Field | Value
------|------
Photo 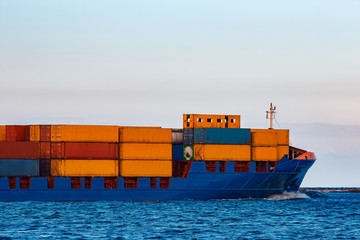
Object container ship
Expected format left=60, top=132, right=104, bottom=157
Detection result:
left=0, top=105, right=315, bottom=201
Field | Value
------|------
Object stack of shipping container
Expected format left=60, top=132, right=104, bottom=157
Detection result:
left=119, top=127, right=172, bottom=177
left=0, top=126, right=174, bottom=177
left=49, top=125, right=119, bottom=177
left=26, top=125, right=120, bottom=178
left=182, top=114, right=290, bottom=172
left=182, top=114, right=250, bottom=172
left=30, top=125, right=51, bottom=177
left=119, top=127, right=173, bottom=188
left=171, top=130, right=183, bottom=161
left=251, top=129, right=289, bottom=171
left=0, top=114, right=290, bottom=188
left=0, top=126, right=39, bottom=179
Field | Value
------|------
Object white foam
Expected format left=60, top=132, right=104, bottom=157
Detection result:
left=265, top=191, right=310, bottom=201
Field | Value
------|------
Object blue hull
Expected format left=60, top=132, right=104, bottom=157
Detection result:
left=0, top=158, right=314, bottom=201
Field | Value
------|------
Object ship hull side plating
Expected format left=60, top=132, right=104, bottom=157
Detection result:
left=0, top=158, right=314, bottom=201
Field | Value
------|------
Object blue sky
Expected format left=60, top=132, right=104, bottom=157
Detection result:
left=1, top=1, right=360, bottom=186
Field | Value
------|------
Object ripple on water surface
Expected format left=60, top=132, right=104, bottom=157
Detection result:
left=0, top=193, right=359, bottom=239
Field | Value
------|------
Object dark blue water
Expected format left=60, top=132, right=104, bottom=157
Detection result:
left=0, top=192, right=359, bottom=239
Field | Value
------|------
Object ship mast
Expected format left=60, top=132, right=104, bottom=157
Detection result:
left=266, top=103, right=276, bottom=129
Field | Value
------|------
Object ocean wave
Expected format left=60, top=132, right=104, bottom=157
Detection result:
left=265, top=192, right=310, bottom=201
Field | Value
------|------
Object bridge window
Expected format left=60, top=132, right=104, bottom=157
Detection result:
left=197, top=118, right=203, bottom=122
left=207, top=118, right=213, bottom=123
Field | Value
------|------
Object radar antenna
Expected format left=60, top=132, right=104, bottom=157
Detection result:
left=266, top=103, right=276, bottom=129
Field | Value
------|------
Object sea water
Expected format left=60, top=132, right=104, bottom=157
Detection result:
left=0, top=193, right=359, bottom=239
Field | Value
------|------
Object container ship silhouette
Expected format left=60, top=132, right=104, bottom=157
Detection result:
left=0, top=105, right=315, bottom=201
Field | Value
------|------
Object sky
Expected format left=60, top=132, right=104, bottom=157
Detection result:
left=1, top=1, right=360, bottom=187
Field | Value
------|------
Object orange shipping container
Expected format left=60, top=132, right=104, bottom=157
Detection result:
left=277, top=145, right=289, bottom=161
left=29, top=125, right=52, bottom=142
left=275, top=130, right=289, bottom=145
left=51, top=125, right=119, bottom=142
left=252, top=147, right=277, bottom=161
left=119, top=127, right=172, bottom=143
left=29, top=125, right=40, bottom=142
left=194, top=144, right=251, bottom=161
left=51, top=159, right=118, bottom=177
left=119, top=143, right=172, bottom=160
left=0, top=126, right=5, bottom=141
left=183, top=114, right=240, bottom=129
left=120, top=160, right=172, bottom=177
left=251, top=129, right=277, bottom=147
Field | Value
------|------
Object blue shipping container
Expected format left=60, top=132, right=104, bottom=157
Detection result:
left=194, top=128, right=251, bottom=145
left=183, top=128, right=194, bottom=145
left=0, top=159, right=39, bottom=177
left=172, top=145, right=183, bottom=161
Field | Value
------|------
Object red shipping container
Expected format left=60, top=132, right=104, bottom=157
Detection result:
left=51, top=142, right=119, bottom=159
left=40, top=125, right=51, bottom=142
left=0, top=142, right=39, bottom=159
left=51, top=142, right=62, bottom=159
left=40, top=142, right=51, bottom=159
left=25, top=125, right=31, bottom=141
left=6, top=125, right=26, bottom=141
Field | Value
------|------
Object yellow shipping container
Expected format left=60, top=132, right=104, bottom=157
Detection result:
left=277, top=145, right=289, bottom=161
left=120, top=160, right=172, bottom=177
left=119, top=127, right=172, bottom=143
left=183, top=114, right=240, bottom=128
left=252, top=147, right=277, bottom=161
left=276, top=130, right=290, bottom=145
left=251, top=129, right=277, bottom=147
left=51, top=159, right=118, bottom=177
left=194, top=144, right=251, bottom=161
left=0, top=126, right=5, bottom=141
left=29, top=125, right=40, bottom=142
left=119, top=143, right=172, bottom=160
left=51, top=125, right=119, bottom=142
